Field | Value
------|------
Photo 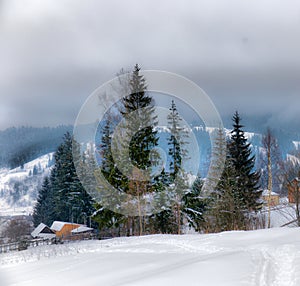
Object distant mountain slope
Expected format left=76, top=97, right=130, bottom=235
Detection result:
left=0, top=123, right=299, bottom=218
left=0, top=125, right=72, bottom=168
left=0, top=153, right=54, bottom=216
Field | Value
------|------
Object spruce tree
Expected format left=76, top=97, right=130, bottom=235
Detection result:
left=204, top=127, right=227, bottom=193
left=150, top=169, right=175, bottom=234
left=229, top=111, right=262, bottom=213
left=167, top=100, right=189, bottom=181
left=167, top=100, right=190, bottom=234
left=94, top=119, right=126, bottom=234
left=182, top=174, right=207, bottom=232
left=122, top=64, right=159, bottom=172
left=33, top=176, right=55, bottom=227
left=204, top=127, right=228, bottom=232
left=50, top=132, right=95, bottom=224
left=217, top=112, right=262, bottom=231
left=216, top=148, right=243, bottom=231
left=120, top=64, right=160, bottom=235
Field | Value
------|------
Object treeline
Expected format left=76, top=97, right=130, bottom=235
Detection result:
left=0, top=125, right=72, bottom=168
left=33, top=65, right=263, bottom=235
left=33, top=132, right=95, bottom=227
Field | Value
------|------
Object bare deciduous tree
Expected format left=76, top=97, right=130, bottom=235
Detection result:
left=3, top=218, right=32, bottom=242
left=262, top=128, right=279, bottom=228
left=283, top=157, right=300, bottom=226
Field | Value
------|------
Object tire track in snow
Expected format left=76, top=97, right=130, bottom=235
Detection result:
left=272, top=245, right=296, bottom=286
left=111, top=250, right=240, bottom=286
left=251, top=244, right=296, bottom=286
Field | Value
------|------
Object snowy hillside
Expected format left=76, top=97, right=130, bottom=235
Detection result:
left=1, top=228, right=300, bottom=285
left=287, top=154, right=300, bottom=166
left=0, top=153, right=54, bottom=216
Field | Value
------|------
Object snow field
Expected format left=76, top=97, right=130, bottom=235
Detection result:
left=1, top=228, right=300, bottom=285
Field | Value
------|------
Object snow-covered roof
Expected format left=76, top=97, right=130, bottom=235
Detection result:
left=71, top=226, right=94, bottom=234
left=31, top=223, right=55, bottom=238
left=262, top=190, right=279, bottom=196
left=50, top=221, right=80, bottom=231
left=31, top=223, right=47, bottom=237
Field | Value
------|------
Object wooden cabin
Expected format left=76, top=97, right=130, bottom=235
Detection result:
left=262, top=190, right=280, bottom=206
left=71, top=225, right=94, bottom=240
left=50, top=221, right=81, bottom=240
left=31, top=223, right=56, bottom=239
left=287, top=178, right=300, bottom=204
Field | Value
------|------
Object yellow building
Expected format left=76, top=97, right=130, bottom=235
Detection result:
left=262, top=190, right=280, bottom=206
left=50, top=221, right=81, bottom=240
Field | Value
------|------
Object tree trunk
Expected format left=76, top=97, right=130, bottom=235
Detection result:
left=267, top=144, right=272, bottom=228
left=177, top=200, right=181, bottom=235
left=296, top=181, right=300, bottom=227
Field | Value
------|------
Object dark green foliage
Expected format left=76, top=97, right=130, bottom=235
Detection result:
left=33, top=132, right=95, bottom=226
left=94, top=64, right=161, bottom=236
left=150, top=169, right=175, bottom=234
left=167, top=100, right=189, bottom=181
left=92, top=202, right=125, bottom=235
left=166, top=100, right=194, bottom=234
left=98, top=120, right=127, bottom=193
left=52, top=132, right=95, bottom=223
left=33, top=177, right=55, bottom=227
left=93, top=119, right=126, bottom=232
left=182, top=175, right=207, bottom=231
left=215, top=149, right=245, bottom=230
left=216, top=112, right=262, bottom=231
left=228, top=112, right=262, bottom=212
left=122, top=64, right=159, bottom=173
left=121, top=64, right=160, bottom=235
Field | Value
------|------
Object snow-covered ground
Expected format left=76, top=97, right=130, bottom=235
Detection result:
left=268, top=202, right=298, bottom=227
left=1, top=227, right=300, bottom=286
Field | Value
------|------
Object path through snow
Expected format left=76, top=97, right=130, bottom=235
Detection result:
left=1, top=228, right=300, bottom=286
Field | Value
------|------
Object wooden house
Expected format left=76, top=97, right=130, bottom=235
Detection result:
left=287, top=178, right=300, bottom=204
left=262, top=190, right=280, bottom=206
left=50, top=221, right=81, bottom=240
left=31, top=223, right=56, bottom=239
left=71, top=225, right=94, bottom=240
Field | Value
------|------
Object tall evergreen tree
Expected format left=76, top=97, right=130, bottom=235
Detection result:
left=229, top=111, right=262, bottom=213
left=120, top=64, right=160, bottom=235
left=205, top=127, right=231, bottom=232
left=216, top=147, right=244, bottom=231
left=166, top=100, right=190, bottom=234
left=167, top=100, right=189, bottom=181
left=33, top=176, right=55, bottom=227
left=94, top=73, right=158, bottom=235
left=93, top=119, right=126, bottom=234
left=50, top=132, right=95, bottom=224
left=150, top=169, right=176, bottom=234
left=204, top=127, right=227, bottom=193
left=122, top=64, right=159, bottom=172
left=216, top=112, right=262, bottom=231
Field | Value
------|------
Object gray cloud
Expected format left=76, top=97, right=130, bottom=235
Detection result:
left=0, top=0, right=299, bottom=130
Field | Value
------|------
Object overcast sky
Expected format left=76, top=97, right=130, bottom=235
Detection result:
left=0, top=0, right=299, bottom=130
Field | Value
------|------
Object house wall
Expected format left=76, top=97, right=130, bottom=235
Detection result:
left=55, top=224, right=81, bottom=239
left=263, top=195, right=279, bottom=206
left=287, top=180, right=300, bottom=204
left=288, top=190, right=295, bottom=204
